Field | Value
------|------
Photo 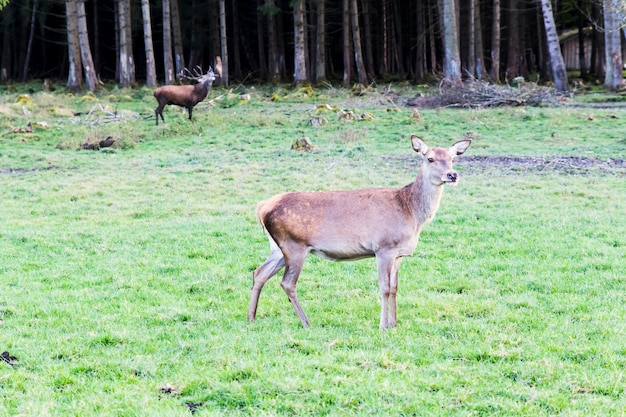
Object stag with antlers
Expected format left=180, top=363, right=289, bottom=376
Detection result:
left=153, top=66, right=218, bottom=125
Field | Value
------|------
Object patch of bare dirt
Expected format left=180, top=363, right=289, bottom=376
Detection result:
left=386, top=155, right=626, bottom=176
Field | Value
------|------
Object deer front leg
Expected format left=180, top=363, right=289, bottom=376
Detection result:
left=388, top=257, right=403, bottom=328
left=376, top=253, right=397, bottom=329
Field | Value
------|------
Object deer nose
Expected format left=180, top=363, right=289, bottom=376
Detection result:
left=447, top=172, right=458, bottom=182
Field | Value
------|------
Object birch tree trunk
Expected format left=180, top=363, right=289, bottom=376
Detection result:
left=219, top=0, right=229, bottom=86
left=77, top=0, right=98, bottom=91
left=162, top=0, right=175, bottom=85
left=490, top=0, right=500, bottom=81
left=293, top=0, right=307, bottom=84
left=66, top=0, right=82, bottom=91
left=603, top=0, right=623, bottom=90
left=540, top=0, right=568, bottom=92
left=141, top=0, right=157, bottom=87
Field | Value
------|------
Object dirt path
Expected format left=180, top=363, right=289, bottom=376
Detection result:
left=387, top=155, right=626, bottom=176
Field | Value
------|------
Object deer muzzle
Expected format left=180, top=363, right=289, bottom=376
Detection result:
left=442, top=171, right=459, bottom=186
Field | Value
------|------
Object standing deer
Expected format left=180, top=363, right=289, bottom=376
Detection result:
left=248, top=135, right=472, bottom=329
left=153, top=66, right=217, bottom=125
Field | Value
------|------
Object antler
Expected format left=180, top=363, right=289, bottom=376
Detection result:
left=179, top=65, right=205, bottom=81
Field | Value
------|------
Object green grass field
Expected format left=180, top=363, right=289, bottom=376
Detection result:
left=1, top=84, right=625, bottom=416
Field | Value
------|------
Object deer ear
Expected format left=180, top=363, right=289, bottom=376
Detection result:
left=449, top=139, right=472, bottom=156
left=411, top=135, right=428, bottom=155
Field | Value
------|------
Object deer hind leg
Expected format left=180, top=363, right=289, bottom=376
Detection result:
left=187, top=106, right=193, bottom=121
left=280, top=246, right=311, bottom=327
left=155, top=105, right=165, bottom=125
left=248, top=245, right=285, bottom=322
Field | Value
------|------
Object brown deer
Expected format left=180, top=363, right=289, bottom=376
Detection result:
left=153, top=66, right=217, bottom=125
left=248, top=135, right=472, bottom=329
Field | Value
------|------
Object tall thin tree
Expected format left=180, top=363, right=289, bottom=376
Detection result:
left=219, top=0, right=229, bottom=86
left=490, top=0, right=501, bottom=81
left=65, top=0, right=82, bottom=91
left=162, top=0, right=175, bottom=85
left=77, top=0, right=98, bottom=91
left=22, top=0, right=37, bottom=81
left=540, top=0, right=568, bottom=92
left=350, top=0, right=367, bottom=85
left=117, top=0, right=134, bottom=87
left=342, top=0, right=352, bottom=86
left=314, top=0, right=326, bottom=82
left=171, top=0, right=185, bottom=76
left=140, top=0, right=157, bottom=87
left=293, top=0, right=307, bottom=84
left=441, top=0, right=462, bottom=85
left=603, top=0, right=623, bottom=90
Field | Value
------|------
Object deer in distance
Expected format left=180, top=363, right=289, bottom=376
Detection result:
left=248, top=135, right=472, bottom=329
left=153, top=66, right=218, bottom=125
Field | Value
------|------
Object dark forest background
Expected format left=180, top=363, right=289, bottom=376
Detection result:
left=0, top=0, right=624, bottom=88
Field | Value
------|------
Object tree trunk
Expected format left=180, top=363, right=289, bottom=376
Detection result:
left=602, top=0, right=623, bottom=90
left=162, top=0, right=175, bottom=85
left=381, top=0, right=388, bottom=73
left=314, top=0, right=326, bottom=82
left=505, top=0, right=521, bottom=78
left=293, top=0, right=307, bottom=84
left=540, top=0, right=568, bottom=92
left=92, top=0, right=101, bottom=76
left=1, top=2, right=13, bottom=81
left=351, top=0, right=367, bottom=84
left=256, top=0, right=267, bottom=80
left=414, top=0, right=425, bottom=81
left=219, top=0, right=229, bottom=86
left=117, top=0, right=134, bottom=87
left=230, top=0, right=242, bottom=80
left=362, top=0, right=375, bottom=78
left=467, top=0, right=476, bottom=78
left=141, top=0, right=157, bottom=87
left=265, top=0, right=280, bottom=82
left=441, top=0, right=461, bottom=85
left=171, top=0, right=185, bottom=76
left=66, top=0, right=82, bottom=91
left=342, top=0, right=352, bottom=86
left=576, top=0, right=586, bottom=79
left=490, top=0, right=500, bottom=81
left=474, top=0, right=485, bottom=79
left=22, top=0, right=37, bottom=81
left=77, top=0, right=98, bottom=91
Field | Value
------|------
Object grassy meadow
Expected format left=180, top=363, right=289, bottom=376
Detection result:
left=0, top=82, right=625, bottom=416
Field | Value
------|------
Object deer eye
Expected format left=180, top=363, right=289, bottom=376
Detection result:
left=427, top=158, right=434, bottom=163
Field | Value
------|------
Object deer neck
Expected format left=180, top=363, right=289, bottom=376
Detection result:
left=403, top=170, right=444, bottom=226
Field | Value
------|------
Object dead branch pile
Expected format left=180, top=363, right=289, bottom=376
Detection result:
left=407, top=80, right=569, bottom=108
